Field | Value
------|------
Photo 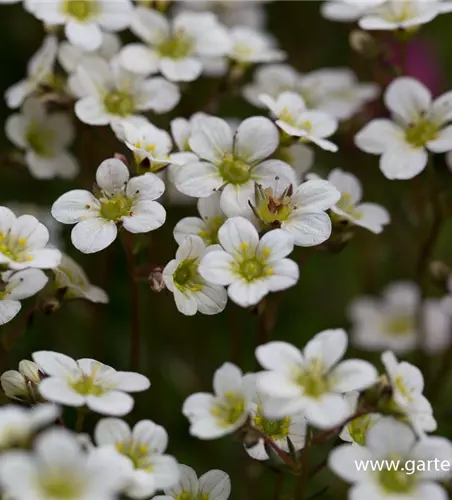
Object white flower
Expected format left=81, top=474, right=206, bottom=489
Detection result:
left=182, top=362, right=253, bottom=439
left=256, top=329, right=378, bottom=429
left=350, top=282, right=451, bottom=354
left=0, top=427, right=131, bottom=500
left=198, top=217, right=299, bottom=308
left=244, top=64, right=379, bottom=121
left=119, top=8, right=231, bottom=82
left=243, top=178, right=341, bottom=247
left=0, top=404, right=59, bottom=450
left=6, top=98, right=78, bottom=180
left=32, top=350, right=150, bottom=416
left=358, top=0, right=451, bottom=31
left=5, top=35, right=57, bottom=109
left=121, top=120, right=174, bottom=170
left=26, top=0, right=133, bottom=51
left=174, top=192, right=227, bottom=246
left=355, top=77, right=452, bottom=179
left=58, top=32, right=121, bottom=73
left=74, top=56, right=180, bottom=126
left=316, top=168, right=390, bottom=233
left=163, top=236, right=227, bottom=316
left=153, top=464, right=231, bottom=500
left=53, top=253, right=108, bottom=303
left=95, top=418, right=180, bottom=499
left=246, top=386, right=307, bottom=461
left=51, top=158, right=166, bottom=254
left=0, top=207, right=61, bottom=270
left=382, top=351, right=436, bottom=434
left=329, top=417, right=452, bottom=500
left=228, top=26, right=285, bottom=64
left=0, top=268, right=48, bottom=325
left=260, top=92, right=338, bottom=152
left=170, top=112, right=209, bottom=157
left=174, top=116, right=297, bottom=213
left=1, top=360, right=43, bottom=403
left=339, top=391, right=380, bottom=446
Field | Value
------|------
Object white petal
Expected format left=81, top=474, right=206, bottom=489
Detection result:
left=228, top=279, right=268, bottom=307
left=330, top=359, right=378, bottom=393
left=51, top=190, right=100, bottom=224
left=304, top=393, right=350, bottom=429
left=130, top=6, right=170, bottom=44
left=328, top=443, right=373, bottom=483
left=174, top=288, right=198, bottom=316
left=95, top=417, right=131, bottom=446
left=160, top=57, right=203, bottom=82
left=354, top=119, right=405, bottom=155
left=126, top=172, right=165, bottom=201
left=166, top=465, right=198, bottom=498
left=366, top=417, right=416, bottom=456
left=175, top=234, right=206, bottom=261
left=114, top=372, right=150, bottom=392
left=252, top=159, right=298, bottom=187
left=199, top=250, right=236, bottom=285
left=257, top=229, right=293, bottom=261
left=71, top=218, right=118, bottom=254
left=220, top=182, right=255, bottom=218
left=266, top=258, right=299, bottom=292
left=292, top=179, right=341, bottom=211
left=199, top=470, right=231, bottom=500
left=328, top=169, right=362, bottom=203
left=189, top=117, right=233, bottom=164
left=234, top=117, right=279, bottom=164
left=175, top=161, right=223, bottom=198
left=38, top=377, right=85, bottom=406
left=65, top=21, right=102, bottom=51
left=385, top=77, right=432, bottom=123
left=0, top=301, right=21, bottom=325
left=5, top=80, right=35, bottom=109
left=217, top=216, right=259, bottom=255
left=380, top=144, right=427, bottom=180
left=213, top=362, right=243, bottom=397
left=75, top=96, right=109, bottom=126
left=7, top=268, right=48, bottom=300
left=119, top=44, right=159, bottom=76
left=427, top=125, right=452, bottom=153
left=283, top=211, right=332, bottom=247
left=32, top=351, right=78, bottom=377
left=304, top=329, right=347, bottom=370
left=149, top=455, right=180, bottom=489
left=196, top=284, right=228, bottom=315
left=86, top=390, right=134, bottom=416
left=256, top=341, right=304, bottom=372
left=258, top=372, right=300, bottom=399
left=122, top=201, right=166, bottom=233
left=432, top=91, right=452, bottom=125
left=96, top=158, right=130, bottom=193
left=136, top=77, right=180, bottom=114
left=133, top=420, right=168, bottom=453
left=173, top=217, right=206, bottom=245
left=354, top=203, right=390, bottom=233
left=5, top=114, right=27, bottom=148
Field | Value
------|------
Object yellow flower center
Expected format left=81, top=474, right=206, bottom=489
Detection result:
left=296, top=359, right=330, bottom=399
left=253, top=184, right=293, bottom=228
left=100, top=194, right=133, bottom=222
left=219, top=153, right=251, bottom=185
left=25, top=122, right=54, bottom=157
left=210, top=392, right=245, bottom=427
left=63, top=0, right=99, bottom=22
left=173, top=258, right=202, bottom=292
left=379, top=458, right=416, bottom=494
left=385, top=315, right=415, bottom=337
left=405, top=118, right=438, bottom=148
left=253, top=405, right=290, bottom=439
left=116, top=440, right=153, bottom=471
left=0, top=233, right=32, bottom=263
left=198, top=216, right=225, bottom=246
left=40, top=471, right=84, bottom=499
left=158, top=32, right=193, bottom=59
left=334, top=192, right=362, bottom=220
left=104, top=91, right=135, bottom=117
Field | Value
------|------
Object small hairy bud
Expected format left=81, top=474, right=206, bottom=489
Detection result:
left=429, top=260, right=451, bottom=290
left=148, top=266, right=165, bottom=292
left=349, top=30, right=379, bottom=59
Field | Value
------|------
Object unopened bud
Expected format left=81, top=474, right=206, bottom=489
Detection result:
left=1, top=360, right=43, bottom=403
left=429, top=261, right=451, bottom=290
left=349, top=30, right=379, bottom=59
left=148, top=266, right=165, bottom=292
left=40, top=298, right=60, bottom=315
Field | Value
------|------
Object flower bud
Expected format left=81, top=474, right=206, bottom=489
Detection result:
left=429, top=260, right=451, bottom=290
left=1, top=360, right=43, bottom=403
left=349, top=30, right=379, bottom=59
left=148, top=266, right=165, bottom=292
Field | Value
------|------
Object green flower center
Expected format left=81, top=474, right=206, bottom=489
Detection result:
left=405, top=118, right=438, bottom=148
left=347, top=414, right=374, bottom=446
left=240, top=258, right=264, bottom=281
left=385, top=315, right=415, bottom=337
left=253, top=185, right=293, bottom=228
left=379, top=461, right=416, bottom=493
left=116, top=440, right=152, bottom=471
left=219, top=153, right=251, bottom=185
left=296, top=360, right=330, bottom=398
left=158, top=32, right=193, bottom=59
left=253, top=405, right=290, bottom=439
left=173, top=258, right=202, bottom=292
left=335, top=192, right=362, bottom=220
left=104, top=91, right=135, bottom=117
left=40, top=472, right=84, bottom=499
left=25, top=123, right=54, bottom=157
left=0, top=233, right=32, bottom=263
left=211, top=391, right=245, bottom=427
left=100, top=194, right=133, bottom=222
left=63, top=0, right=98, bottom=22
left=198, top=216, right=225, bottom=246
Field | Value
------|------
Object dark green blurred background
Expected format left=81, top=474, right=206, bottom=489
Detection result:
left=2, top=2, right=452, bottom=498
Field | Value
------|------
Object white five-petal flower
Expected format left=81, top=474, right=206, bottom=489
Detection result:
left=355, top=77, right=452, bottom=179
left=6, top=98, right=79, bottom=180
left=256, top=329, right=378, bottom=429
left=119, top=8, right=231, bottom=82
left=51, top=158, right=166, bottom=254
left=198, top=217, right=299, bottom=308
left=0, top=207, right=61, bottom=270
left=175, top=116, right=297, bottom=216
left=26, top=0, right=133, bottom=51
left=0, top=268, right=48, bottom=325
left=95, top=418, right=180, bottom=499
left=182, top=362, right=254, bottom=439
left=32, top=350, right=150, bottom=416
left=228, top=26, right=285, bottom=64
left=163, top=235, right=228, bottom=316
left=260, top=92, right=339, bottom=152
